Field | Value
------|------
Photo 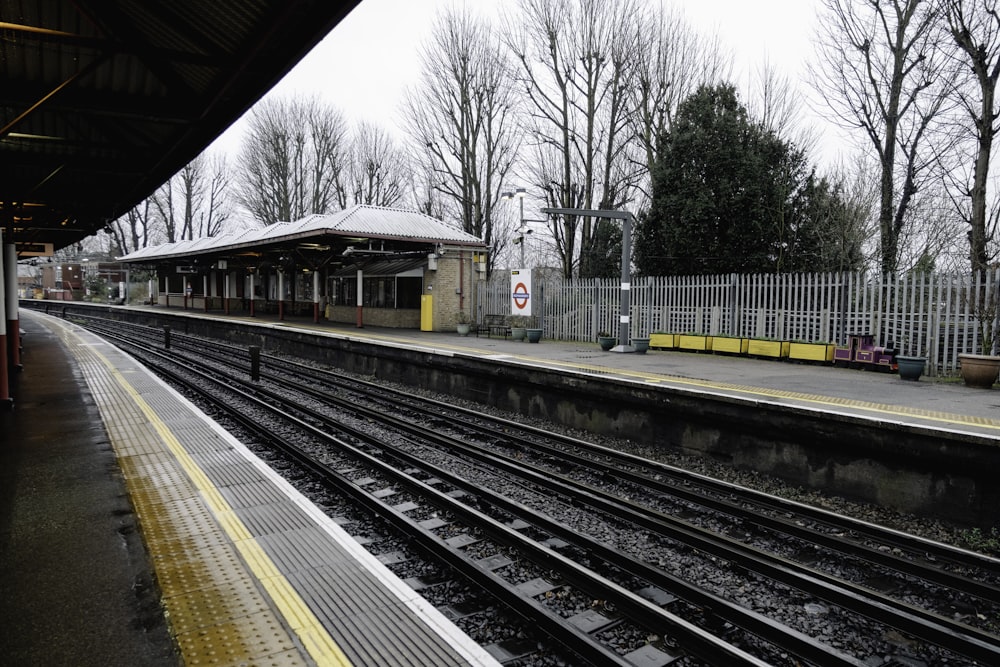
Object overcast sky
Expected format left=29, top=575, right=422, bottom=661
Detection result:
left=209, top=0, right=831, bottom=161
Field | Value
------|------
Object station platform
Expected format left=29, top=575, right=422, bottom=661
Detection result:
left=5, top=303, right=1000, bottom=666
left=183, top=307, right=1000, bottom=443
left=1, top=309, right=499, bottom=667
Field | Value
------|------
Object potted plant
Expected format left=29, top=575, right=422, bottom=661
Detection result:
left=896, top=354, right=926, bottom=381
left=510, top=315, right=528, bottom=341
left=597, top=331, right=616, bottom=351
left=959, top=280, right=1000, bottom=387
left=526, top=327, right=543, bottom=343
left=631, top=336, right=650, bottom=354
left=455, top=311, right=472, bottom=336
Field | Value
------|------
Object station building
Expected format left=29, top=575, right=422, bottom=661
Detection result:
left=118, top=205, right=490, bottom=331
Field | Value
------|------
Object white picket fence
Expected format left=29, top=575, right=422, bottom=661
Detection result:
left=476, top=270, right=1000, bottom=375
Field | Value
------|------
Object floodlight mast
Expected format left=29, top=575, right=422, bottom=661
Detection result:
left=541, top=207, right=635, bottom=353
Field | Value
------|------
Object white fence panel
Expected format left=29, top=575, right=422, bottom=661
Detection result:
left=476, top=269, right=1000, bottom=373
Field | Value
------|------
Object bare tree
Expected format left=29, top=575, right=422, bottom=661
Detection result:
left=196, top=153, right=231, bottom=237
left=811, top=0, right=953, bottom=274
left=944, top=0, right=1000, bottom=275
left=235, top=96, right=348, bottom=225
left=106, top=197, right=158, bottom=256
left=404, top=6, right=519, bottom=276
left=631, top=3, right=732, bottom=203
left=150, top=176, right=179, bottom=243
left=504, top=0, right=644, bottom=279
left=342, top=121, right=407, bottom=208
left=146, top=152, right=231, bottom=243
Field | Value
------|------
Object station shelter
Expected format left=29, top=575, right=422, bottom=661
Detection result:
left=118, top=205, right=489, bottom=332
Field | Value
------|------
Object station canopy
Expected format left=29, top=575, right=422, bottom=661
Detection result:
left=1, top=0, right=360, bottom=254
left=118, top=205, right=488, bottom=271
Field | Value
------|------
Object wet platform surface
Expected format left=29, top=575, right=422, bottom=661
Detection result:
left=3, top=309, right=499, bottom=667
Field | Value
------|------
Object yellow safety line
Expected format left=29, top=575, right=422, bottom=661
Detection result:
left=347, top=331, right=1000, bottom=433
left=91, top=346, right=353, bottom=667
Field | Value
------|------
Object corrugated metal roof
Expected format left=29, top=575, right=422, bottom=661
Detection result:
left=2, top=0, right=361, bottom=251
left=118, top=205, right=486, bottom=262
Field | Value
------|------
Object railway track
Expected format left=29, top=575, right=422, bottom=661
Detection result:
left=72, top=314, right=1000, bottom=665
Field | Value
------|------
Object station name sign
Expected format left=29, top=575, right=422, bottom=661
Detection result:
left=17, top=242, right=54, bottom=257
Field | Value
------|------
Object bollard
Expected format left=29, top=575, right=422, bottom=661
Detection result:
left=164, top=325, right=171, bottom=349
left=249, top=345, right=261, bottom=382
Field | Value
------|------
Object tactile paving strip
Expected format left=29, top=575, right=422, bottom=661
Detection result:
left=49, top=319, right=317, bottom=666
left=46, top=315, right=499, bottom=667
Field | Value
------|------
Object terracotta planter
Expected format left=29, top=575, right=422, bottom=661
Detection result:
left=959, top=353, right=1000, bottom=388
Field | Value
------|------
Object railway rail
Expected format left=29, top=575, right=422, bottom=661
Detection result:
left=69, top=314, right=1000, bottom=666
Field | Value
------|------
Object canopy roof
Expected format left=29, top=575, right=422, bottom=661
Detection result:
left=1, top=0, right=360, bottom=252
left=118, top=205, right=487, bottom=266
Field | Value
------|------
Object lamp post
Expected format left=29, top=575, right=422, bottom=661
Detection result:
left=541, top=206, right=636, bottom=353
left=501, top=188, right=529, bottom=268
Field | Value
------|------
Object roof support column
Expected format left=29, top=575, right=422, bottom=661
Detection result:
left=278, top=270, right=284, bottom=321
left=0, top=236, right=11, bottom=408
left=6, top=242, right=21, bottom=371
left=313, top=270, right=320, bottom=323
left=249, top=271, right=255, bottom=317
left=356, top=268, right=363, bottom=328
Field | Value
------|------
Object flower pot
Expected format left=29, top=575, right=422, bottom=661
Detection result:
left=896, top=355, right=926, bottom=381
left=510, top=326, right=527, bottom=341
left=959, top=353, right=1000, bottom=388
left=525, top=328, right=543, bottom=343
left=598, top=336, right=616, bottom=351
left=456, top=323, right=471, bottom=336
left=631, top=337, right=650, bottom=354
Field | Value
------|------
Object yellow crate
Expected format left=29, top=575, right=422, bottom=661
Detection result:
left=712, top=337, right=749, bottom=355
left=748, top=339, right=789, bottom=358
left=788, top=342, right=834, bottom=362
left=678, top=334, right=713, bottom=351
left=648, top=333, right=677, bottom=349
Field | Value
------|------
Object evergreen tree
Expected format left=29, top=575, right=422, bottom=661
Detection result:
left=636, top=84, right=854, bottom=276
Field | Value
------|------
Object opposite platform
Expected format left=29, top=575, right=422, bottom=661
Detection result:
left=8, top=309, right=499, bottom=667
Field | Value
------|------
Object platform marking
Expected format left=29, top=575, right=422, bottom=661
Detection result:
left=85, top=338, right=354, bottom=667
left=542, top=358, right=1000, bottom=431
left=272, top=324, right=1000, bottom=432
left=207, top=317, right=1000, bottom=433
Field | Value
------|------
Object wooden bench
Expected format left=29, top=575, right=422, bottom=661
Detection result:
left=478, top=314, right=510, bottom=338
